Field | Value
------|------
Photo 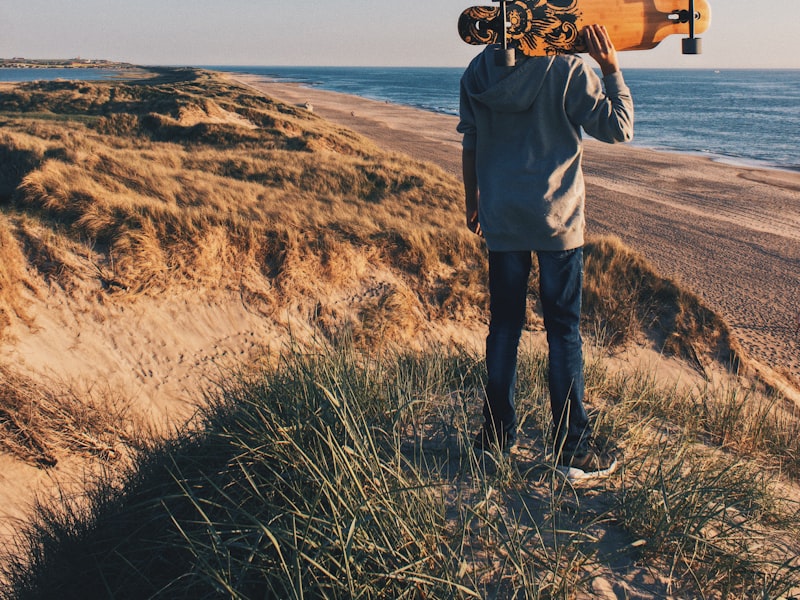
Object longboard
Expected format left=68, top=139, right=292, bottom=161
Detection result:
left=458, top=0, right=711, bottom=56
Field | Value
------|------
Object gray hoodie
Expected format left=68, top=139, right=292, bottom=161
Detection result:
left=458, top=47, right=634, bottom=252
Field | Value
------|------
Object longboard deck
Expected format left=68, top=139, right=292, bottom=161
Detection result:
left=458, top=0, right=711, bottom=56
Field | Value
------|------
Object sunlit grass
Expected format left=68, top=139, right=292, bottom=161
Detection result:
left=3, top=341, right=799, bottom=599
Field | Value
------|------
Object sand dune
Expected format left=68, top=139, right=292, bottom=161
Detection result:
left=0, top=70, right=798, bottom=596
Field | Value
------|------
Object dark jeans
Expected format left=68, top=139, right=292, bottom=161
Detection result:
left=485, top=248, right=590, bottom=457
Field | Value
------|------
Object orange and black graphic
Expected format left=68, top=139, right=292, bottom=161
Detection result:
left=458, top=0, right=586, bottom=56
left=458, top=0, right=712, bottom=57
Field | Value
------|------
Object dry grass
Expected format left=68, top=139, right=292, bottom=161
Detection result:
left=0, top=366, right=147, bottom=468
left=583, top=236, right=741, bottom=373
left=0, top=66, right=764, bottom=475
left=0, top=70, right=486, bottom=340
left=0, top=214, right=34, bottom=335
left=4, top=342, right=799, bottom=599
left=0, top=69, right=741, bottom=367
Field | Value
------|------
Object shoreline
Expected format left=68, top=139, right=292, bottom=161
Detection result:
left=233, top=74, right=800, bottom=194
left=219, top=68, right=799, bottom=175
left=623, top=144, right=800, bottom=177
left=306, top=85, right=800, bottom=176
left=233, top=74, right=800, bottom=387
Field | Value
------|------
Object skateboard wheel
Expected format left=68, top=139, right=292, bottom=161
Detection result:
left=682, top=37, right=702, bottom=54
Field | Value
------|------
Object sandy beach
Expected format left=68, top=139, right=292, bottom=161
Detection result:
left=235, top=75, right=800, bottom=389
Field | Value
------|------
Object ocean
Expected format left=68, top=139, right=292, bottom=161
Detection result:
left=218, top=66, right=800, bottom=173
left=2, top=65, right=797, bottom=172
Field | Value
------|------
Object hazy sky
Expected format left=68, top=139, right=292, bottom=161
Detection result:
left=2, top=0, right=798, bottom=69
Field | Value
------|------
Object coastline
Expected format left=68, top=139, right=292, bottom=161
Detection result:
left=624, top=144, right=800, bottom=178
left=0, top=64, right=156, bottom=84
left=220, top=67, right=799, bottom=175
left=233, top=74, right=800, bottom=386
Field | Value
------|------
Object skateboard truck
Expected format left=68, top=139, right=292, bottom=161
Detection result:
left=670, top=0, right=703, bottom=54
left=493, top=0, right=516, bottom=66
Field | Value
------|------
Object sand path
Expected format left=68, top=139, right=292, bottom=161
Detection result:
left=235, top=76, right=800, bottom=387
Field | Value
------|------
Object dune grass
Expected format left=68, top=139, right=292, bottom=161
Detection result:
left=0, top=69, right=742, bottom=365
left=3, top=340, right=799, bottom=599
left=1, top=68, right=798, bottom=598
left=0, top=367, right=148, bottom=469
left=0, top=70, right=488, bottom=339
left=0, top=67, right=747, bottom=471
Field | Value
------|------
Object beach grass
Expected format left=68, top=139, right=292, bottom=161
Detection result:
left=3, top=340, right=800, bottom=599
left=0, top=69, right=743, bottom=366
left=0, top=68, right=798, bottom=598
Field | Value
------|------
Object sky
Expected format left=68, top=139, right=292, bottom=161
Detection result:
left=1, top=0, right=798, bottom=69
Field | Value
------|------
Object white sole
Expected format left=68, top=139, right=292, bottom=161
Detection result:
left=556, top=457, right=618, bottom=482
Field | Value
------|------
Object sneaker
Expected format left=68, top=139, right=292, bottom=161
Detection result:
left=556, top=450, right=617, bottom=482
left=473, top=425, right=516, bottom=455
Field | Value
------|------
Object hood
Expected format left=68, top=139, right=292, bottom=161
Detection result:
left=462, top=47, right=555, bottom=113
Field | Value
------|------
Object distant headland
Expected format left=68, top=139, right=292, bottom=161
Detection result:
left=0, top=58, right=136, bottom=69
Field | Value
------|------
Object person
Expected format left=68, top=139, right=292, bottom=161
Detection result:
left=458, top=25, right=634, bottom=480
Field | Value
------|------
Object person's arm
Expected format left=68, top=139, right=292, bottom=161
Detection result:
left=567, top=24, right=633, bottom=143
left=458, top=67, right=482, bottom=235
left=462, top=148, right=481, bottom=236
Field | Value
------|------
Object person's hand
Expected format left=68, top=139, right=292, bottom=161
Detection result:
left=466, top=207, right=482, bottom=236
left=584, top=24, right=619, bottom=76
